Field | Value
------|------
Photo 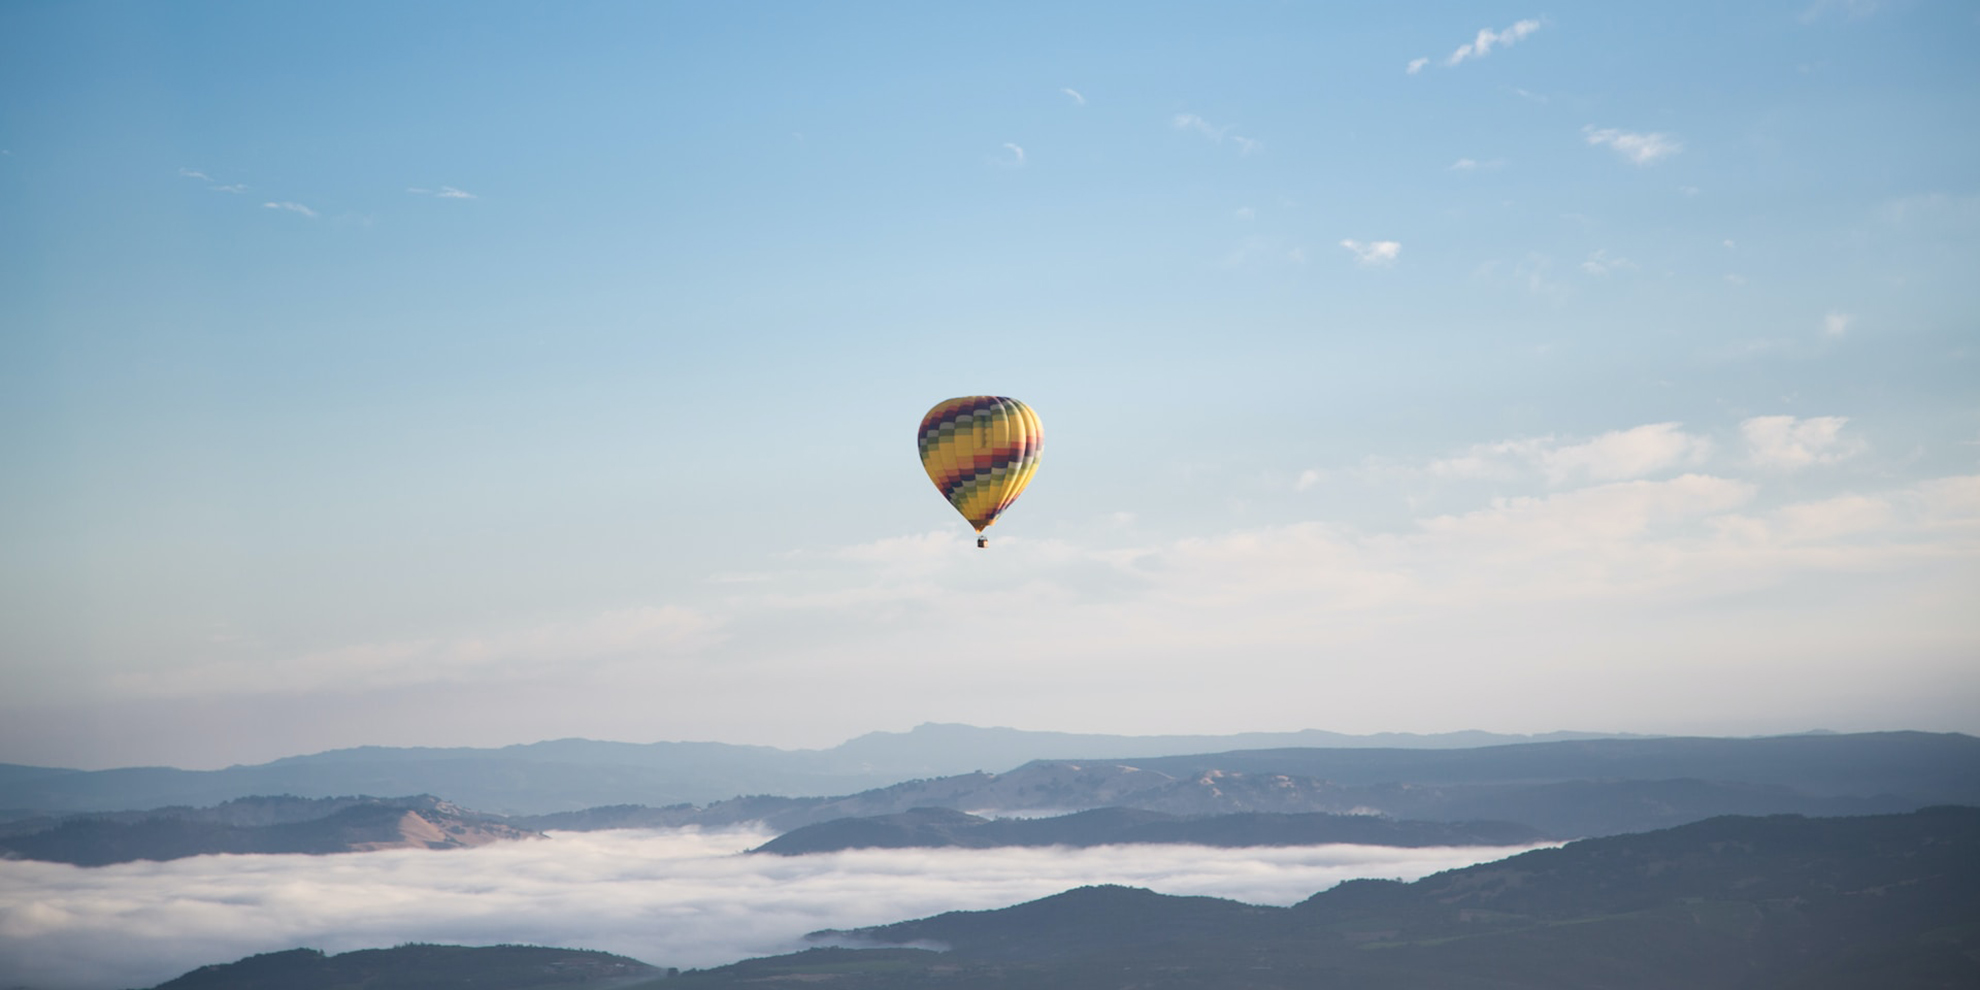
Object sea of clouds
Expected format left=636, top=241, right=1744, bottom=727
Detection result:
left=0, top=827, right=1550, bottom=989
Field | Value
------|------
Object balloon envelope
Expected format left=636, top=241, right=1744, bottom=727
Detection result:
left=918, top=396, right=1042, bottom=534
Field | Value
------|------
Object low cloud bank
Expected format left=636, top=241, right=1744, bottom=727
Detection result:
left=0, top=828, right=1544, bottom=989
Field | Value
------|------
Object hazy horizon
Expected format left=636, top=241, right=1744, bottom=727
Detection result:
left=0, top=719, right=1909, bottom=775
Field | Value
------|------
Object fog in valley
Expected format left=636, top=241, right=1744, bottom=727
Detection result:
left=0, top=827, right=1544, bottom=989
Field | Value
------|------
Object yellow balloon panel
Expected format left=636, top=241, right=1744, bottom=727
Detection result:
left=917, top=396, right=1042, bottom=533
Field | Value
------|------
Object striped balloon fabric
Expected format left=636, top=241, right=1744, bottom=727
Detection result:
left=917, top=396, right=1042, bottom=546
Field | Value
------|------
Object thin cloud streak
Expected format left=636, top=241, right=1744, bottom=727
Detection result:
left=0, top=828, right=1538, bottom=990
left=1061, top=87, right=1085, bottom=106
left=261, top=201, right=318, bottom=218
left=1445, top=19, right=1542, bottom=67
left=1585, top=126, right=1683, bottom=165
left=1173, top=113, right=1260, bottom=155
left=1340, top=239, right=1401, bottom=265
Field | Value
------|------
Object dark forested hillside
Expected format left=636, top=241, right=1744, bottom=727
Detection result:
left=752, top=806, right=1548, bottom=854
left=662, top=806, right=1980, bottom=989
left=149, top=944, right=658, bottom=990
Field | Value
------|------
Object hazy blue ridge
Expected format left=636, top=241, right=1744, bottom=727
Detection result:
left=0, top=727, right=1952, bottom=818
left=752, top=806, right=1550, bottom=855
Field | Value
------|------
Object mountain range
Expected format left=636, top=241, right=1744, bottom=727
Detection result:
left=0, top=724, right=1645, bottom=816
left=4, top=730, right=1972, bottom=865
left=751, top=806, right=1548, bottom=855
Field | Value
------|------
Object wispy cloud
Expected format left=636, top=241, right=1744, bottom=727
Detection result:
left=1823, top=312, right=1852, bottom=338
left=1741, top=415, right=1866, bottom=469
left=997, top=143, right=1027, bottom=168
left=1061, top=87, right=1085, bottom=106
left=1340, top=239, right=1401, bottom=266
left=1173, top=113, right=1225, bottom=140
left=261, top=201, right=318, bottom=218
left=177, top=168, right=211, bottom=181
left=1173, top=113, right=1260, bottom=155
left=1584, top=126, right=1683, bottom=165
left=1234, top=206, right=1255, bottom=221
left=209, top=184, right=247, bottom=194
left=1580, top=249, right=1637, bottom=275
left=1444, top=18, right=1543, bottom=67
left=1406, top=57, right=1429, bottom=74
left=1448, top=158, right=1504, bottom=171
left=1428, top=423, right=1714, bottom=485
left=408, top=186, right=478, bottom=199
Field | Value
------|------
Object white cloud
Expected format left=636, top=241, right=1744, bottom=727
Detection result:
left=177, top=168, right=211, bottom=181
left=1061, top=87, right=1085, bottom=106
left=436, top=186, right=477, bottom=199
left=1296, top=469, right=1322, bottom=492
left=1173, top=113, right=1259, bottom=155
left=1580, top=249, right=1637, bottom=275
left=1173, top=113, right=1224, bottom=139
left=1538, top=424, right=1714, bottom=484
left=1823, top=312, right=1851, bottom=338
left=1428, top=423, right=1714, bottom=485
left=1584, top=126, right=1683, bottom=165
left=1741, top=415, right=1866, bottom=469
left=1340, top=239, right=1401, bottom=265
left=1406, top=57, right=1429, bottom=74
left=261, top=201, right=318, bottom=218
left=1445, top=19, right=1542, bottom=67
left=209, top=184, right=247, bottom=194
left=0, top=830, right=1530, bottom=990
left=999, top=143, right=1026, bottom=167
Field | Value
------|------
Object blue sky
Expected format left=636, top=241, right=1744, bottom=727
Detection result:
left=3, top=1, right=1976, bottom=768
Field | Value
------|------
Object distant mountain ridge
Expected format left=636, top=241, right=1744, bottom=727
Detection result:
left=3, top=733, right=1962, bottom=858
left=752, top=806, right=1549, bottom=855
left=0, top=795, right=538, bottom=865
left=518, top=733, right=1967, bottom=838
left=0, top=723, right=1649, bottom=816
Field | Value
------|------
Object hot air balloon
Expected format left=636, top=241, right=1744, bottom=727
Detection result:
left=918, top=396, right=1042, bottom=548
